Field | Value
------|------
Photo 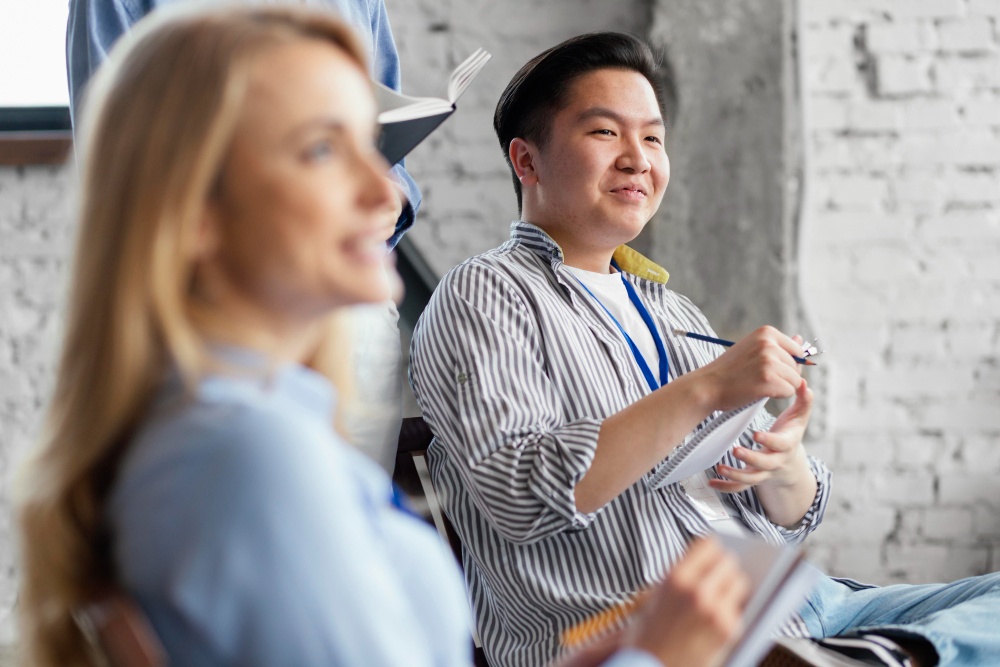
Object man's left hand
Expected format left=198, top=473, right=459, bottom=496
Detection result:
left=709, top=376, right=814, bottom=495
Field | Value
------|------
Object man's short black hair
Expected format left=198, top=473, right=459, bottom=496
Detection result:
left=493, top=31, right=675, bottom=214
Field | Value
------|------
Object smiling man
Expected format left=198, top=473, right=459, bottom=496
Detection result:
left=410, top=32, right=824, bottom=666
left=410, top=32, right=1000, bottom=667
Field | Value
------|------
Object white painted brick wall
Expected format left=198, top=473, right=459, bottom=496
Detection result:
left=0, top=164, right=72, bottom=648
left=802, top=0, right=1000, bottom=582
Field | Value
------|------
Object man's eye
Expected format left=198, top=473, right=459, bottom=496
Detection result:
left=645, top=136, right=663, bottom=145
left=592, top=129, right=615, bottom=136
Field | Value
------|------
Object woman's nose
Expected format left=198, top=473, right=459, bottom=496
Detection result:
left=357, top=150, right=396, bottom=210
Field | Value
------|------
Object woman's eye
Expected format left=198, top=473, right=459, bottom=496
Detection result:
left=304, top=140, right=336, bottom=162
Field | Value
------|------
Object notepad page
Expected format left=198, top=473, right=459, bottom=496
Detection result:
left=654, top=397, right=768, bottom=487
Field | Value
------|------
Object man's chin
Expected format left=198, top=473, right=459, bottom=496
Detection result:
left=602, top=214, right=651, bottom=247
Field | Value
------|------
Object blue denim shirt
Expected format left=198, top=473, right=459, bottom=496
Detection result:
left=66, top=0, right=421, bottom=245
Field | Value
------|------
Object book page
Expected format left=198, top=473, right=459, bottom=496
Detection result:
left=447, top=48, right=492, bottom=102
left=374, top=81, right=453, bottom=123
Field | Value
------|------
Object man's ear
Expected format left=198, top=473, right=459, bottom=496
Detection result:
left=509, top=138, right=539, bottom=187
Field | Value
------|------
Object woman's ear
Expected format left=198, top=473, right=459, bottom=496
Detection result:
left=509, top=138, right=539, bottom=187
left=193, top=201, right=222, bottom=262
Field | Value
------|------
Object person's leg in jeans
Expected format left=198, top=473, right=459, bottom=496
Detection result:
left=799, top=569, right=1000, bottom=665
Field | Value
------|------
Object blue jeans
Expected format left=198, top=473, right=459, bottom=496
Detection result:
left=799, top=568, right=1000, bottom=666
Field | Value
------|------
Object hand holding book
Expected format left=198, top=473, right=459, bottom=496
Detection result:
left=560, top=535, right=818, bottom=667
left=374, top=48, right=492, bottom=165
left=561, top=538, right=747, bottom=667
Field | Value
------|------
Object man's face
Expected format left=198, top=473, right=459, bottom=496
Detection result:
left=526, top=68, right=669, bottom=254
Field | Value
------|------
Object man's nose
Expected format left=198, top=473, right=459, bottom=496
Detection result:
left=616, top=137, right=651, bottom=173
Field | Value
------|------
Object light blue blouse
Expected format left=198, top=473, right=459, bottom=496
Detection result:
left=108, top=349, right=471, bottom=666
left=108, top=347, right=660, bottom=666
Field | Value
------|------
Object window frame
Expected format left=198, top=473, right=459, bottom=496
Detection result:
left=0, top=107, right=73, bottom=166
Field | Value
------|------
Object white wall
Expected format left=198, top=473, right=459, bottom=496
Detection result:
left=0, top=165, right=72, bottom=647
left=799, top=0, right=1000, bottom=584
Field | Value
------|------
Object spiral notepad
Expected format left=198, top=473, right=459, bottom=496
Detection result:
left=652, top=397, right=768, bottom=487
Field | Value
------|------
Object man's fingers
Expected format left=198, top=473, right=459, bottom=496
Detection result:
left=732, top=444, right=784, bottom=467
left=714, top=465, right=768, bottom=486
left=751, top=430, right=793, bottom=452
left=769, top=378, right=813, bottom=431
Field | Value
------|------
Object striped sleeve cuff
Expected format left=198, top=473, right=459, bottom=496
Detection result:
left=773, top=453, right=832, bottom=542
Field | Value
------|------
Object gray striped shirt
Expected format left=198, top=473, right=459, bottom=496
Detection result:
left=409, top=222, right=831, bottom=667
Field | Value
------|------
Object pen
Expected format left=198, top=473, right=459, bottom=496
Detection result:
left=670, top=329, right=817, bottom=366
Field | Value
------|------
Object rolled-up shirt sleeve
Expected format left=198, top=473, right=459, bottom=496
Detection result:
left=770, top=451, right=831, bottom=542
left=411, top=262, right=604, bottom=544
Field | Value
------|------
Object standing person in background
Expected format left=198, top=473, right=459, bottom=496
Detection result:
left=19, top=6, right=751, bottom=666
left=66, top=0, right=415, bottom=471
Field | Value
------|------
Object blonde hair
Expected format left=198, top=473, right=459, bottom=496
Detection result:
left=16, top=6, right=366, bottom=665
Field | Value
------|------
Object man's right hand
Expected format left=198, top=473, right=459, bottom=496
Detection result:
left=693, top=326, right=805, bottom=412
left=576, top=327, right=808, bottom=514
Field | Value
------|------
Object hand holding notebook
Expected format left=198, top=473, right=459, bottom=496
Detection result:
left=561, top=534, right=818, bottom=667
left=651, top=397, right=768, bottom=488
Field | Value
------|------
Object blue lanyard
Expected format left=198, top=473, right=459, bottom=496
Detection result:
left=390, top=482, right=419, bottom=519
left=573, top=262, right=669, bottom=391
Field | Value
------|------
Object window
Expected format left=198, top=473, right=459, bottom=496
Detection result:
left=0, top=0, right=72, bottom=164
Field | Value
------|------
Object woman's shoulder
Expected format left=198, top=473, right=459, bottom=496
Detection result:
left=115, top=371, right=342, bottom=511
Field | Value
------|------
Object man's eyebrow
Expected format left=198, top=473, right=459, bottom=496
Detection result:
left=576, top=107, right=664, bottom=128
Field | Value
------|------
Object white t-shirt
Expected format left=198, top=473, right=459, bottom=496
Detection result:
left=564, top=265, right=661, bottom=375
left=565, top=264, right=743, bottom=536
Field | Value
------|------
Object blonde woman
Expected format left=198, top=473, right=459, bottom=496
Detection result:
left=68, top=0, right=417, bottom=475
left=17, top=6, right=748, bottom=667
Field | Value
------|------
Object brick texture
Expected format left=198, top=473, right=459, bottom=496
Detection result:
left=801, top=0, right=1000, bottom=583
left=0, top=164, right=71, bottom=646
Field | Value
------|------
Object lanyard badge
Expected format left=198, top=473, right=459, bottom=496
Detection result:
left=574, top=261, right=669, bottom=392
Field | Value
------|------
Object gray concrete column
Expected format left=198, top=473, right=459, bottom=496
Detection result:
left=645, top=0, right=804, bottom=342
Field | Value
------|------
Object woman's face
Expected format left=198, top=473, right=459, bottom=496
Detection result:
left=204, top=38, right=398, bottom=323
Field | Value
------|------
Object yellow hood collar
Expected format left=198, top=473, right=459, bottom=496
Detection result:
left=612, top=244, right=670, bottom=285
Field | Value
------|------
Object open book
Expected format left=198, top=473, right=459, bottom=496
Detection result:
left=374, top=48, right=492, bottom=165
left=719, top=532, right=819, bottom=667
left=560, top=533, right=818, bottom=667
left=652, top=397, right=768, bottom=487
